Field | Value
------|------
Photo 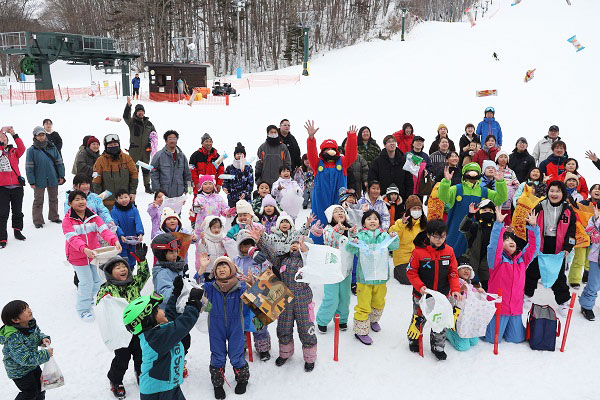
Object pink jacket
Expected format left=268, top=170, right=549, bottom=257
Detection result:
left=0, top=137, right=26, bottom=187
left=63, top=208, right=118, bottom=266
left=487, top=222, right=540, bottom=315
left=192, top=191, right=233, bottom=234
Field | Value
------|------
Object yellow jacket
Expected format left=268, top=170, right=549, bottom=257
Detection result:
left=388, top=218, right=424, bottom=265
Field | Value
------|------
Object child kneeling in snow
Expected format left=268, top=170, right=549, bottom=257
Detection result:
left=251, top=226, right=318, bottom=372
left=96, top=244, right=150, bottom=398
left=483, top=207, right=539, bottom=344
left=347, top=210, right=399, bottom=345
left=198, top=255, right=250, bottom=399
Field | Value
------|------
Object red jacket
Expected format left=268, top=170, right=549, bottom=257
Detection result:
left=0, top=136, right=25, bottom=187
left=393, top=130, right=414, bottom=154
left=307, top=132, right=357, bottom=176
left=472, top=147, right=499, bottom=167
left=407, top=243, right=460, bottom=298
left=558, top=171, right=589, bottom=199
left=189, top=147, right=224, bottom=193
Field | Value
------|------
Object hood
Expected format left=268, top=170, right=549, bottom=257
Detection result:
left=0, top=325, right=18, bottom=343
left=236, top=229, right=256, bottom=253
left=201, top=216, right=226, bottom=241
left=101, top=256, right=133, bottom=286
left=324, top=204, right=347, bottom=224
left=160, top=207, right=182, bottom=230
left=276, top=213, right=295, bottom=230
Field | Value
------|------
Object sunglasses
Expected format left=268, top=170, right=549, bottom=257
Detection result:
left=151, top=239, right=181, bottom=251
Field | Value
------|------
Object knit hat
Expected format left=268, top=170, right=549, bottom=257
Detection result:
left=87, top=136, right=100, bottom=147
left=236, top=199, right=255, bottom=217
left=324, top=204, right=347, bottom=224
left=234, top=142, right=246, bottom=156
left=276, top=213, right=295, bottom=230
left=338, top=187, right=356, bottom=204
left=516, top=137, right=528, bottom=145
left=405, top=195, right=423, bottom=211
left=160, top=207, right=182, bottom=230
left=32, top=126, right=45, bottom=136
left=236, top=229, right=256, bottom=253
left=494, top=150, right=509, bottom=163
left=201, top=133, right=212, bottom=143
left=437, top=124, right=448, bottom=132
left=210, top=256, right=239, bottom=279
left=386, top=184, right=400, bottom=196
left=477, top=199, right=495, bottom=211
left=457, top=259, right=475, bottom=280
left=482, top=159, right=497, bottom=172
left=134, top=104, right=145, bottom=114
left=101, top=256, right=130, bottom=274
left=260, top=194, right=280, bottom=214
left=197, top=174, right=215, bottom=188
left=564, top=172, right=579, bottom=183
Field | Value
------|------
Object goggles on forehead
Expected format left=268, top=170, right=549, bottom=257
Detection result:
left=151, top=239, right=181, bottom=251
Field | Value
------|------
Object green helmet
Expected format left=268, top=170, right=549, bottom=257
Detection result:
left=123, top=294, right=163, bottom=335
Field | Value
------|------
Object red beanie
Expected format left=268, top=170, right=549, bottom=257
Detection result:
left=87, top=136, right=100, bottom=147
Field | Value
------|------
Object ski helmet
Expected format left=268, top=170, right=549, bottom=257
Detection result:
left=484, top=107, right=495, bottom=114
left=151, top=233, right=180, bottom=262
left=123, top=294, right=163, bottom=335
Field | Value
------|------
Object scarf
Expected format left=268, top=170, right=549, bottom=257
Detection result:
left=105, top=272, right=134, bottom=287
left=114, top=202, right=133, bottom=211
left=216, top=275, right=239, bottom=293
left=204, top=229, right=224, bottom=243
left=266, top=136, right=280, bottom=146
left=32, top=138, right=48, bottom=149
left=159, top=260, right=186, bottom=273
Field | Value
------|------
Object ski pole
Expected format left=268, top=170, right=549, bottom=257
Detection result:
left=246, top=332, right=253, bottom=362
left=560, top=292, right=577, bottom=352
left=334, top=314, right=340, bottom=361
left=493, top=288, right=502, bottom=355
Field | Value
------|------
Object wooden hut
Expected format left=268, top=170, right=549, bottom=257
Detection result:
left=145, top=62, right=213, bottom=101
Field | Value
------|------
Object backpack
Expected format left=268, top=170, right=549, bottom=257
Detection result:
left=526, top=304, right=561, bottom=351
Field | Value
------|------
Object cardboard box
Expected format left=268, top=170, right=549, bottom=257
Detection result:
left=241, top=269, right=294, bottom=325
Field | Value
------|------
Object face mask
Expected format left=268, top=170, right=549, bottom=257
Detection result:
left=106, top=145, right=120, bottom=155
left=267, top=133, right=279, bottom=139
left=410, top=210, right=423, bottom=219
left=478, top=212, right=495, bottom=223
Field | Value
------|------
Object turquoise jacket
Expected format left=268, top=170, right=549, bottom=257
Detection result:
left=0, top=325, right=50, bottom=379
left=346, top=229, right=399, bottom=285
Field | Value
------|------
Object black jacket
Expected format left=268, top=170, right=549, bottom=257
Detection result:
left=509, top=150, right=536, bottom=183
left=428, top=136, right=456, bottom=154
left=367, top=148, right=413, bottom=200
left=458, top=133, right=480, bottom=152
left=279, top=133, right=302, bottom=171
left=47, top=131, right=63, bottom=154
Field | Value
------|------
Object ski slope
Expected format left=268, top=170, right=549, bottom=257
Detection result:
left=1, top=0, right=599, bottom=399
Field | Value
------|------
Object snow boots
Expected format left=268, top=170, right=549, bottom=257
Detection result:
left=209, top=366, right=225, bottom=399
left=234, top=364, right=250, bottom=394
left=110, top=382, right=126, bottom=399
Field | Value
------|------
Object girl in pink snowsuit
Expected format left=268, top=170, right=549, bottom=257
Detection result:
left=193, top=175, right=234, bottom=236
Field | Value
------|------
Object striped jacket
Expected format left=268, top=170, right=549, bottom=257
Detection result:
left=63, top=208, right=119, bottom=266
left=0, top=325, right=50, bottom=379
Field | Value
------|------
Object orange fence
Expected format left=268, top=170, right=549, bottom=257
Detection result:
left=141, top=92, right=229, bottom=105
left=1, top=82, right=120, bottom=106
left=220, top=74, right=301, bottom=90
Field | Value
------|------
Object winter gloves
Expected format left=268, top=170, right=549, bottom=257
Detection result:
left=186, top=288, right=205, bottom=311
left=131, top=243, right=148, bottom=263
left=407, top=314, right=425, bottom=340
left=248, top=246, right=267, bottom=264
left=172, top=275, right=184, bottom=298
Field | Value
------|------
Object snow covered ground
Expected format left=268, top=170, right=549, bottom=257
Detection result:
left=1, top=0, right=599, bottom=399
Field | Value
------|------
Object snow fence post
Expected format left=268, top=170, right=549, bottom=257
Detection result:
left=560, top=292, right=577, bottom=352
left=10, top=86, right=12, bottom=107
left=246, top=331, right=253, bottom=362
left=334, top=314, right=340, bottom=361
left=226, top=95, right=229, bottom=106
left=493, top=288, right=502, bottom=355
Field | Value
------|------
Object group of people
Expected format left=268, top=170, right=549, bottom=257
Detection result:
left=2, top=102, right=600, bottom=400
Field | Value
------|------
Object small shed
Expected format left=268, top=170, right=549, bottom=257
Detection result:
left=145, top=62, right=213, bottom=101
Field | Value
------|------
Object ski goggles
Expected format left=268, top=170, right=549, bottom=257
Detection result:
left=104, top=134, right=120, bottom=143
left=485, top=107, right=495, bottom=113
left=151, top=239, right=182, bottom=251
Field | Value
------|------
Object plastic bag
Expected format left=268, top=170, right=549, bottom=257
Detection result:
left=96, top=295, right=132, bottom=351
left=162, top=194, right=187, bottom=214
left=176, top=278, right=203, bottom=313
left=279, top=190, right=303, bottom=220
left=41, top=356, right=65, bottom=390
left=349, top=236, right=394, bottom=281
left=456, top=291, right=500, bottom=338
left=538, top=253, right=565, bottom=288
left=295, top=243, right=347, bottom=284
left=402, top=153, right=424, bottom=177
left=419, top=289, right=454, bottom=333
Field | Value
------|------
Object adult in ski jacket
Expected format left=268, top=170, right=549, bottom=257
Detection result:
left=539, top=141, right=568, bottom=184
left=532, top=125, right=561, bottom=166
left=279, top=119, right=302, bottom=171
left=189, top=133, right=224, bottom=194
left=123, top=99, right=156, bottom=192
left=0, top=127, right=26, bottom=244
left=150, top=142, right=192, bottom=198
left=393, top=123, right=415, bottom=154
left=256, top=125, right=291, bottom=186
left=475, top=108, right=503, bottom=146
left=367, top=146, right=413, bottom=201
left=92, top=141, right=138, bottom=210
left=74, top=136, right=100, bottom=181
left=355, top=126, right=381, bottom=167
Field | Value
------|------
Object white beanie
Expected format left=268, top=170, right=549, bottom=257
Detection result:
left=482, top=159, right=497, bottom=172
left=457, top=262, right=475, bottom=280
left=235, top=199, right=255, bottom=217
left=160, top=207, right=182, bottom=229
left=324, top=204, right=346, bottom=224
left=276, top=213, right=295, bottom=230
left=494, top=150, right=509, bottom=163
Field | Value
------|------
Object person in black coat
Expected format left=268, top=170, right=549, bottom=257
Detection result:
left=42, top=119, right=63, bottom=154
left=458, top=123, right=481, bottom=153
left=279, top=119, right=302, bottom=171
left=435, top=151, right=462, bottom=186
left=428, top=124, right=456, bottom=154
left=509, top=137, right=536, bottom=183
left=367, top=135, right=413, bottom=201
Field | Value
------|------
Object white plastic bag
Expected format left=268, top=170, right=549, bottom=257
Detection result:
left=419, top=289, right=454, bottom=333
left=96, top=295, right=132, bottom=351
left=279, top=190, right=303, bottom=219
left=295, top=243, right=346, bottom=284
left=162, top=194, right=187, bottom=214
left=222, top=237, right=239, bottom=259
left=91, top=246, right=119, bottom=267
left=176, top=279, right=209, bottom=331
left=41, top=356, right=65, bottom=390
left=349, top=236, right=394, bottom=281
left=456, top=291, right=500, bottom=338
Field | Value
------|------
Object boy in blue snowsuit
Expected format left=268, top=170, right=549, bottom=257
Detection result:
left=199, top=255, right=250, bottom=399
left=476, top=107, right=503, bottom=147
left=306, top=121, right=357, bottom=244
left=111, top=188, right=144, bottom=267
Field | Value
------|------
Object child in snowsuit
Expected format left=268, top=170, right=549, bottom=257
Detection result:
left=147, top=190, right=166, bottom=239
left=223, top=142, right=254, bottom=208
left=193, top=175, right=233, bottom=234
left=347, top=210, right=400, bottom=345
left=271, top=165, right=302, bottom=204
left=483, top=207, right=540, bottom=343
left=384, top=184, right=403, bottom=226
left=96, top=244, right=149, bottom=398
left=195, top=216, right=226, bottom=283
left=358, top=181, right=390, bottom=230
left=111, top=189, right=144, bottom=267
left=226, top=199, right=263, bottom=240
left=294, top=154, right=314, bottom=209
left=262, top=213, right=311, bottom=256
left=258, top=194, right=280, bottom=234
left=123, top=283, right=204, bottom=400
left=459, top=199, right=497, bottom=291
left=251, top=181, right=273, bottom=216
left=407, top=219, right=461, bottom=360
left=0, top=300, right=52, bottom=400
left=316, top=205, right=357, bottom=333
left=199, top=255, right=250, bottom=399
left=255, top=229, right=318, bottom=372
left=580, top=206, right=600, bottom=320
left=232, top=230, right=271, bottom=360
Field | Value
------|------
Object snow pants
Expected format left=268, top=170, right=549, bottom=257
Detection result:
left=483, top=315, right=525, bottom=343
left=108, top=335, right=142, bottom=385
left=32, top=186, right=59, bottom=226
left=0, top=186, right=24, bottom=242
left=12, top=366, right=44, bottom=400
left=446, top=330, right=478, bottom=351
left=411, top=296, right=446, bottom=352
left=353, top=283, right=386, bottom=335
left=72, top=263, right=101, bottom=314
left=569, top=247, right=590, bottom=285
left=316, top=274, right=352, bottom=326
left=277, top=287, right=317, bottom=363
left=580, top=261, right=600, bottom=310
left=209, top=323, right=245, bottom=369
left=245, top=326, right=271, bottom=353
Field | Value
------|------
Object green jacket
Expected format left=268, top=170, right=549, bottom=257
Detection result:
left=358, top=139, right=381, bottom=166
left=0, top=325, right=50, bottom=379
left=123, top=104, right=156, bottom=163
left=437, top=163, right=508, bottom=207
left=346, top=229, right=399, bottom=285
left=96, top=260, right=150, bottom=304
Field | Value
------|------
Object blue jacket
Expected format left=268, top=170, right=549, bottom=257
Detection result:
left=64, top=191, right=113, bottom=224
left=476, top=118, right=503, bottom=146
left=132, top=77, right=141, bottom=89
left=152, top=260, right=186, bottom=309
left=0, top=324, right=50, bottom=379
left=25, top=143, right=65, bottom=189
left=222, top=163, right=254, bottom=206
left=110, top=203, right=144, bottom=238
left=139, top=293, right=199, bottom=395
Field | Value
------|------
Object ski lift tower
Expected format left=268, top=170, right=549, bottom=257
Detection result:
left=297, top=11, right=315, bottom=76
left=0, top=31, right=141, bottom=104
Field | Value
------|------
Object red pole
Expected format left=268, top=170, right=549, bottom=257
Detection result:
left=493, top=288, right=502, bottom=355
left=9, top=86, right=12, bottom=107
left=334, top=314, right=340, bottom=361
left=58, top=84, right=63, bottom=101
left=225, top=94, right=229, bottom=106
left=66, top=87, right=70, bottom=102
left=115, top=82, right=118, bottom=99
left=246, top=332, right=253, bottom=362
left=560, top=292, right=577, bottom=352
